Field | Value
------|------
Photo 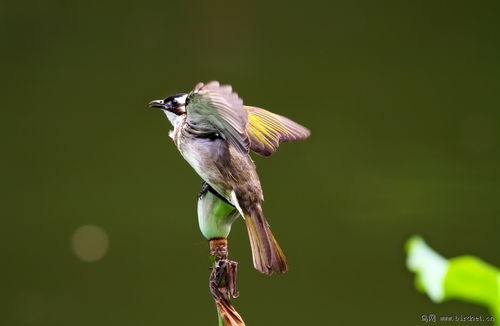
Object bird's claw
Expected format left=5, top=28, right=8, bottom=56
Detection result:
left=198, top=182, right=211, bottom=199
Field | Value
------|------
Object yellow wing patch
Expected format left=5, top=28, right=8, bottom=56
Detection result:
left=244, top=106, right=310, bottom=156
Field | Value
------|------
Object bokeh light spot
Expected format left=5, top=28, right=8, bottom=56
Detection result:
left=71, top=225, right=109, bottom=262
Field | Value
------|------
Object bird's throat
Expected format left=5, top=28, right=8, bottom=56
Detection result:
left=163, top=110, right=179, bottom=126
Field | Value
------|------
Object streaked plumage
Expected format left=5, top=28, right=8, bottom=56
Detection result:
left=150, top=81, right=310, bottom=275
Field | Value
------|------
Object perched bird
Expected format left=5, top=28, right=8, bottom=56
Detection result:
left=149, top=81, right=310, bottom=275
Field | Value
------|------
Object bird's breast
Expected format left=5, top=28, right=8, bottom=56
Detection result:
left=174, top=122, right=262, bottom=203
left=176, top=126, right=229, bottom=191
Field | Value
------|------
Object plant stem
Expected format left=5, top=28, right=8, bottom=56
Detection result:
left=217, top=307, right=224, bottom=326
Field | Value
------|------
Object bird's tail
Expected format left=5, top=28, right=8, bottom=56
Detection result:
left=244, top=206, right=288, bottom=275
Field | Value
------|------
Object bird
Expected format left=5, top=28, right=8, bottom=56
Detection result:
left=149, top=81, right=310, bottom=275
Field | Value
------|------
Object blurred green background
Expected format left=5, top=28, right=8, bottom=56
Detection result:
left=2, top=0, right=500, bottom=325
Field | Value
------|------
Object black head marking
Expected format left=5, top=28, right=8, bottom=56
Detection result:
left=164, top=93, right=187, bottom=105
left=163, top=93, right=187, bottom=115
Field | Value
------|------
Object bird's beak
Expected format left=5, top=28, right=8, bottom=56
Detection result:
left=148, top=100, right=165, bottom=109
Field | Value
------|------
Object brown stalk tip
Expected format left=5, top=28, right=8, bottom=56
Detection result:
left=209, top=238, right=228, bottom=260
left=216, top=300, right=246, bottom=326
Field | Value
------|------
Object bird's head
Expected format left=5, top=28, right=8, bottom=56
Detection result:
left=149, top=93, right=188, bottom=126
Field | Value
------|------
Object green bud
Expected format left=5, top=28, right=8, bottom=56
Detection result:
left=197, top=187, right=240, bottom=240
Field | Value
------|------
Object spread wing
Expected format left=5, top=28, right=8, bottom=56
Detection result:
left=245, top=106, right=310, bottom=157
left=185, top=81, right=250, bottom=154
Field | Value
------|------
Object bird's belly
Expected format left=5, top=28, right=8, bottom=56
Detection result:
left=178, top=138, right=229, bottom=196
left=180, top=146, right=213, bottom=180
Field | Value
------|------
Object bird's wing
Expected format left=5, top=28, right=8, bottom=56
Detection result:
left=244, top=106, right=311, bottom=156
left=186, top=81, right=250, bottom=153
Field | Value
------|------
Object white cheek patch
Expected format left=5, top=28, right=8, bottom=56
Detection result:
left=176, top=94, right=188, bottom=105
left=176, top=94, right=188, bottom=114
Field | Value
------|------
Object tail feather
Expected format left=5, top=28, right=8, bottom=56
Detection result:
left=244, top=206, right=288, bottom=275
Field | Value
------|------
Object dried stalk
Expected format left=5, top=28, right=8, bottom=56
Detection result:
left=209, top=238, right=245, bottom=326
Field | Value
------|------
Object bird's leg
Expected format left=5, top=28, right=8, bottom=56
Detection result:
left=209, top=238, right=245, bottom=326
